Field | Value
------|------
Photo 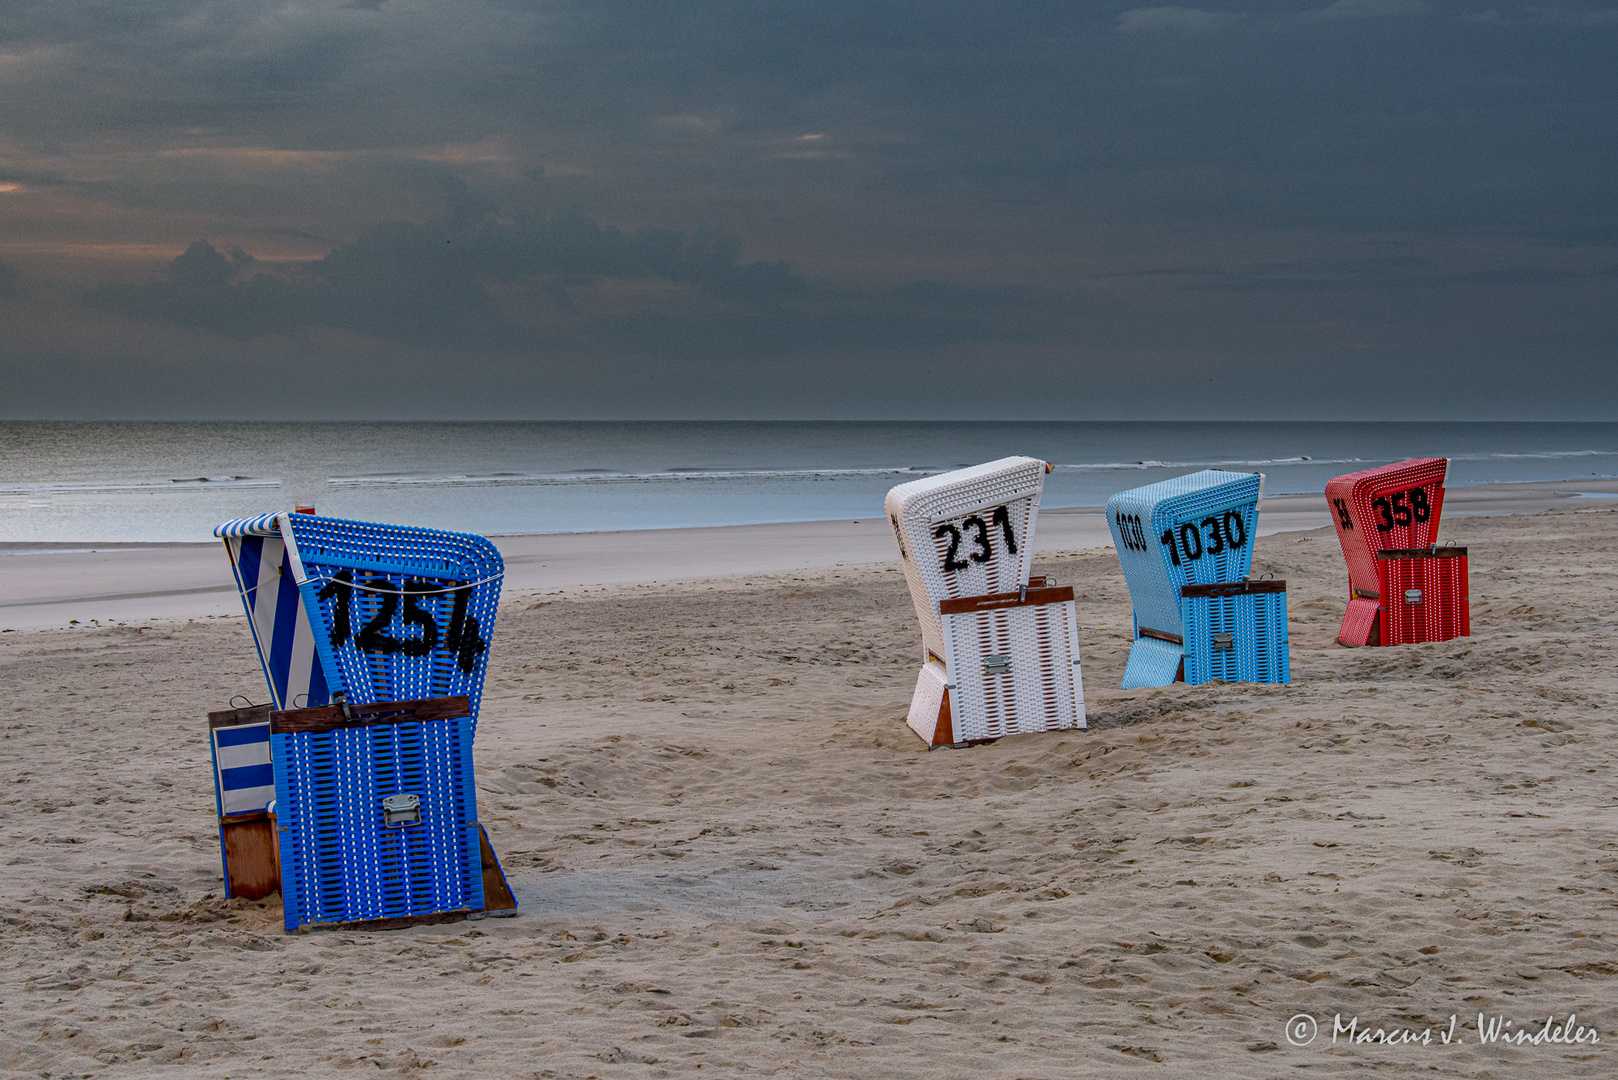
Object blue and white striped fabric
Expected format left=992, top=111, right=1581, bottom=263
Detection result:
left=212, top=721, right=275, bottom=815
left=216, top=516, right=330, bottom=711
left=215, top=512, right=283, bottom=538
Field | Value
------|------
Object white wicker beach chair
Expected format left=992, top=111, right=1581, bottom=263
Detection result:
left=887, top=457, right=1086, bottom=745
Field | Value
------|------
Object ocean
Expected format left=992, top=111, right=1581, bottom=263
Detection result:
left=1, top=421, right=1614, bottom=544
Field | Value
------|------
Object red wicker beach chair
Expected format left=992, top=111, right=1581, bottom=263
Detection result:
left=1324, top=458, right=1450, bottom=646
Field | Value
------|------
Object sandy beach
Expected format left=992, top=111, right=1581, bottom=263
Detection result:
left=2, top=488, right=1617, bottom=1077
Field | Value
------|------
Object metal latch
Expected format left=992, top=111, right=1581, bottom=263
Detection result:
left=382, top=793, right=421, bottom=826
left=1211, top=632, right=1234, bottom=651
left=1405, top=589, right=1423, bottom=605
left=983, top=654, right=1011, bottom=674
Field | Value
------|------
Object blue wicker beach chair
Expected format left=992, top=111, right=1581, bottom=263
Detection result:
left=1106, top=470, right=1287, bottom=688
left=212, top=511, right=514, bottom=929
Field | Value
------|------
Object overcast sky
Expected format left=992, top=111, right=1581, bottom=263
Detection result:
left=2, top=1, right=1615, bottom=419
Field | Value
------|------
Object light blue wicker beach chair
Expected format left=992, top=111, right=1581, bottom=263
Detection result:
left=1106, top=470, right=1286, bottom=688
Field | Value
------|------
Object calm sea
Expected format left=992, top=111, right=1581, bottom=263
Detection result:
left=1, top=421, right=1614, bottom=543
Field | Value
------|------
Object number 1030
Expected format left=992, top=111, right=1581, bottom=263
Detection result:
left=1159, top=512, right=1247, bottom=566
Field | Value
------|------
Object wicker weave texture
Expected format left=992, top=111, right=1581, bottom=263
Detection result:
left=286, top=514, right=503, bottom=736
left=1377, top=554, right=1470, bottom=646
left=1180, top=591, right=1290, bottom=685
left=1325, top=458, right=1447, bottom=596
left=1121, top=636, right=1184, bottom=690
left=1106, top=469, right=1263, bottom=649
left=272, top=716, right=484, bottom=932
left=906, top=660, right=951, bottom=745
left=885, top=457, right=1046, bottom=661
left=939, top=598, right=1085, bottom=741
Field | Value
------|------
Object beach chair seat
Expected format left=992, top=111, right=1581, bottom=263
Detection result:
left=270, top=696, right=486, bottom=933
left=906, top=583, right=1087, bottom=745
left=1324, top=458, right=1448, bottom=646
left=1376, top=546, right=1470, bottom=646
left=887, top=459, right=1087, bottom=745
left=1179, top=580, right=1290, bottom=686
left=1106, top=470, right=1265, bottom=688
left=209, top=703, right=280, bottom=901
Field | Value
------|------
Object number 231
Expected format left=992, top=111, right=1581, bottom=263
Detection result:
left=934, top=505, right=1018, bottom=572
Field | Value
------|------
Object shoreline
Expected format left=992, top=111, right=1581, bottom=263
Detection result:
left=2, top=478, right=1615, bottom=631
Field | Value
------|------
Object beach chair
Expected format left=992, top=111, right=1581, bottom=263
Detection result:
left=1324, top=458, right=1453, bottom=646
left=1106, top=470, right=1284, bottom=688
left=212, top=511, right=515, bottom=926
left=209, top=703, right=279, bottom=900
left=214, top=511, right=503, bottom=729
left=269, top=695, right=489, bottom=932
left=886, top=457, right=1086, bottom=745
left=1376, top=546, right=1470, bottom=646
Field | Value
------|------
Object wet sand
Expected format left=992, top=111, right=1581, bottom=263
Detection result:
left=4, top=479, right=1615, bottom=632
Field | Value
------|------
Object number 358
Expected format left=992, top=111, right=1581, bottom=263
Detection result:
left=1371, top=486, right=1431, bottom=532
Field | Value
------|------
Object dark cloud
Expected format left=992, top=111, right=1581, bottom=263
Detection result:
left=2, top=1, right=1617, bottom=416
left=1126, top=255, right=1618, bottom=292
left=0, top=260, right=26, bottom=300
left=82, top=196, right=1013, bottom=357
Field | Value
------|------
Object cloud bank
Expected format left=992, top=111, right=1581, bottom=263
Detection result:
left=0, top=1, right=1615, bottom=417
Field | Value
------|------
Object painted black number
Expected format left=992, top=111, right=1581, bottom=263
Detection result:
left=962, top=515, right=992, bottom=563
left=1332, top=498, right=1353, bottom=530
left=399, top=580, right=440, bottom=657
left=935, top=523, right=968, bottom=572
left=1178, top=522, right=1203, bottom=561
left=316, top=569, right=354, bottom=649
left=1223, top=510, right=1247, bottom=549
left=991, top=505, right=1018, bottom=555
left=1160, top=528, right=1181, bottom=566
left=1410, top=486, right=1431, bottom=523
left=444, top=585, right=487, bottom=674
left=354, top=577, right=402, bottom=654
left=1158, top=511, right=1247, bottom=565
left=1117, top=512, right=1149, bottom=552
left=1372, top=486, right=1429, bottom=532
left=316, top=575, right=486, bottom=672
